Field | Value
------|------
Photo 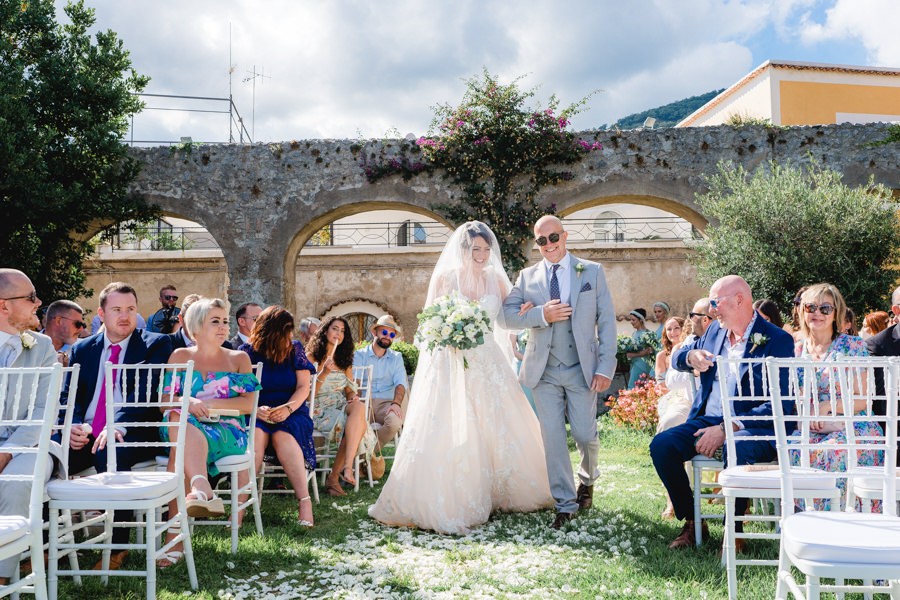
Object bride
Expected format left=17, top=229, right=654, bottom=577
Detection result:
left=369, top=221, right=553, bottom=534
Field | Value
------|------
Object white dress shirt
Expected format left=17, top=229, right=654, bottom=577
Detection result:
left=84, top=333, right=133, bottom=425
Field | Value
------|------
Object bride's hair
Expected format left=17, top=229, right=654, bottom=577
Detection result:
left=459, top=221, right=493, bottom=254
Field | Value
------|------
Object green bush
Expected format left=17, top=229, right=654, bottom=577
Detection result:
left=693, top=160, right=900, bottom=314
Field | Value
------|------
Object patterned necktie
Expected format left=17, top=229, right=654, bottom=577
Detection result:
left=92, top=343, right=122, bottom=434
left=549, top=264, right=561, bottom=301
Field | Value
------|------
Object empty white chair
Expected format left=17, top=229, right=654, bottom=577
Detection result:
left=47, top=361, right=198, bottom=600
left=718, top=356, right=840, bottom=600
left=0, top=364, right=64, bottom=600
left=769, top=357, right=900, bottom=599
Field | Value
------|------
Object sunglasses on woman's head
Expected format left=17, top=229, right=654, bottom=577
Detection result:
left=535, top=232, right=561, bottom=246
left=380, top=329, right=396, bottom=338
left=803, top=303, right=835, bottom=315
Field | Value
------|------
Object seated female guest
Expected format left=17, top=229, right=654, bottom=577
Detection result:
left=241, top=306, right=317, bottom=527
left=791, top=283, right=882, bottom=510
left=860, top=310, right=890, bottom=339
left=306, top=316, right=366, bottom=497
left=159, top=298, right=261, bottom=567
left=753, top=298, right=784, bottom=329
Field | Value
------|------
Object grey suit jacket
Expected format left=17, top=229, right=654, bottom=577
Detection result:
left=1, top=331, right=62, bottom=471
left=503, top=255, right=617, bottom=389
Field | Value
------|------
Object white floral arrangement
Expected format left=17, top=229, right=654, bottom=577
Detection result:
left=20, top=331, right=35, bottom=350
left=415, top=292, right=492, bottom=354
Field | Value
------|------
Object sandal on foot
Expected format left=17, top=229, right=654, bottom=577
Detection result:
left=156, top=550, right=184, bottom=568
left=297, top=495, right=314, bottom=527
left=339, top=467, right=357, bottom=487
left=325, top=480, right=346, bottom=497
left=186, top=474, right=225, bottom=517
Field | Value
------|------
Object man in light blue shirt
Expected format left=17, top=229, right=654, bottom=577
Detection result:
left=353, top=315, right=408, bottom=450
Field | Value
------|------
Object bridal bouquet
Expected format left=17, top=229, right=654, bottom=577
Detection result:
left=415, top=292, right=492, bottom=353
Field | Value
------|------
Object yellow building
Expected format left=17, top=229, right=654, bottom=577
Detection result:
left=678, top=59, right=900, bottom=127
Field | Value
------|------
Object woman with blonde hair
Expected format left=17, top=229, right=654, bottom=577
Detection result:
left=158, top=298, right=261, bottom=566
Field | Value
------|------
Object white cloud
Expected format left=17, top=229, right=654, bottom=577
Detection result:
left=796, top=0, right=900, bottom=66
left=58, top=0, right=895, bottom=142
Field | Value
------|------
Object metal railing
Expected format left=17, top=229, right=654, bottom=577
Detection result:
left=99, top=225, right=220, bottom=253
left=126, top=93, right=252, bottom=146
left=562, top=217, right=701, bottom=243
left=97, top=216, right=699, bottom=253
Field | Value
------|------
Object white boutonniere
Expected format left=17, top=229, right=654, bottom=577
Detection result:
left=574, top=262, right=585, bottom=276
left=20, top=331, right=35, bottom=350
left=749, top=333, right=769, bottom=353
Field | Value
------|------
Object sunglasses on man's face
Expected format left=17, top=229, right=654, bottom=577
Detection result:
left=163, top=295, right=178, bottom=301
left=0, top=292, right=38, bottom=304
left=535, top=232, right=562, bottom=247
left=379, top=329, right=397, bottom=339
left=58, top=315, right=86, bottom=329
left=803, top=303, right=835, bottom=315
left=688, top=312, right=709, bottom=319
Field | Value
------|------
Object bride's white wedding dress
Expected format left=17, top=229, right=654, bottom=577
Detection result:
left=369, top=293, right=553, bottom=535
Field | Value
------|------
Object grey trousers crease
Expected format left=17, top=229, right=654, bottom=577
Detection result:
left=532, top=363, right=599, bottom=514
left=0, top=452, right=52, bottom=578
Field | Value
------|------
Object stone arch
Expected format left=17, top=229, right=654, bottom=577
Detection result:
left=545, top=179, right=709, bottom=233
left=283, top=197, right=454, bottom=315
left=319, top=298, right=402, bottom=344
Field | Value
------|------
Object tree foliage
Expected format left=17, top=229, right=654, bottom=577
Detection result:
left=609, top=88, right=723, bottom=130
left=364, top=70, right=601, bottom=274
left=693, top=160, right=900, bottom=316
left=0, top=0, right=156, bottom=301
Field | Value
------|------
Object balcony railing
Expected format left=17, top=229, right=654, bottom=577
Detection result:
left=97, top=216, right=699, bottom=254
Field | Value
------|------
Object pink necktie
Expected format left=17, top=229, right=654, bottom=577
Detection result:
left=92, top=344, right=122, bottom=434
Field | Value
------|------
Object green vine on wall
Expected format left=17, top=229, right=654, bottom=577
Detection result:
left=362, top=70, right=602, bottom=274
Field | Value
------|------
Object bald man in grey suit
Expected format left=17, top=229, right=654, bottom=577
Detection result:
left=503, top=216, right=617, bottom=529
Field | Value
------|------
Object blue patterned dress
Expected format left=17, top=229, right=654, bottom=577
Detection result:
left=790, top=334, right=884, bottom=510
left=241, top=341, right=318, bottom=470
left=161, top=370, right=262, bottom=476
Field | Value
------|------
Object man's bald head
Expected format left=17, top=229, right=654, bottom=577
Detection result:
left=709, top=275, right=755, bottom=333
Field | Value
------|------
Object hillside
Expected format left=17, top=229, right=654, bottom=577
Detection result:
left=606, top=89, right=723, bottom=130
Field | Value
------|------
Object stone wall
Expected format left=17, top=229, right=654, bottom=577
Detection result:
left=126, top=123, right=900, bottom=317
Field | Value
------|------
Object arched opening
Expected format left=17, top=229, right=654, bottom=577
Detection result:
left=288, top=203, right=454, bottom=341
left=320, top=299, right=399, bottom=345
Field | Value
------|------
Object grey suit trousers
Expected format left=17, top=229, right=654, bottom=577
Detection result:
left=533, top=362, right=599, bottom=514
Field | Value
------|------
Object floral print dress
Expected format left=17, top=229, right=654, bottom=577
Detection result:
left=790, top=333, right=883, bottom=510
left=161, top=371, right=262, bottom=476
left=312, top=372, right=358, bottom=443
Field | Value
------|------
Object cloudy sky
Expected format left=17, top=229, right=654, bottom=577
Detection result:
left=61, top=0, right=899, bottom=144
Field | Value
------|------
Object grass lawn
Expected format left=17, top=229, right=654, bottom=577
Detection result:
left=55, top=422, right=788, bottom=599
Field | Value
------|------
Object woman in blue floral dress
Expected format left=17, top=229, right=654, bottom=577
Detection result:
left=625, top=308, right=657, bottom=388
left=240, top=306, right=317, bottom=527
left=790, top=283, right=883, bottom=511
left=158, top=297, right=261, bottom=567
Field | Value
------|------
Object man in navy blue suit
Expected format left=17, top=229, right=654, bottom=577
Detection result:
left=650, top=275, right=794, bottom=551
left=63, top=281, right=172, bottom=568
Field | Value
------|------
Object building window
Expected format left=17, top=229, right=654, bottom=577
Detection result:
left=397, top=220, right=426, bottom=246
left=593, top=211, right=625, bottom=242
left=344, top=312, right=377, bottom=344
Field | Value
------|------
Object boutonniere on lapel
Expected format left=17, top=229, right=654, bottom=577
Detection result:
left=574, top=262, right=585, bottom=276
left=20, top=331, right=35, bottom=351
left=749, top=333, right=769, bottom=353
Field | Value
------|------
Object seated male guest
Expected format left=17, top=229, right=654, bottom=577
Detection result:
left=353, top=316, right=408, bottom=451
left=166, top=294, right=202, bottom=350
left=64, top=281, right=172, bottom=569
left=229, top=302, right=262, bottom=350
left=649, top=275, right=794, bottom=550
left=0, top=269, right=60, bottom=586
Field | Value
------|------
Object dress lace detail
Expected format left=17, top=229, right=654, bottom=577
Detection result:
left=369, top=294, right=553, bottom=534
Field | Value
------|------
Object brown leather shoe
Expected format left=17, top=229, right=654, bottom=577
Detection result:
left=93, top=550, right=129, bottom=571
left=668, top=520, right=709, bottom=550
left=576, top=484, right=594, bottom=510
left=550, top=511, right=576, bottom=530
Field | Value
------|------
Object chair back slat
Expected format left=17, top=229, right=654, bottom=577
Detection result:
left=101, top=361, right=194, bottom=473
left=718, top=356, right=777, bottom=468
left=767, top=357, right=898, bottom=515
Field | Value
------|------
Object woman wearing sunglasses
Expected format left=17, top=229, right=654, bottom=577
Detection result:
left=791, top=282, right=882, bottom=510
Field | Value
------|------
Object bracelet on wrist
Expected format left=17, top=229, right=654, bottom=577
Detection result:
left=287, top=404, right=294, bottom=414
